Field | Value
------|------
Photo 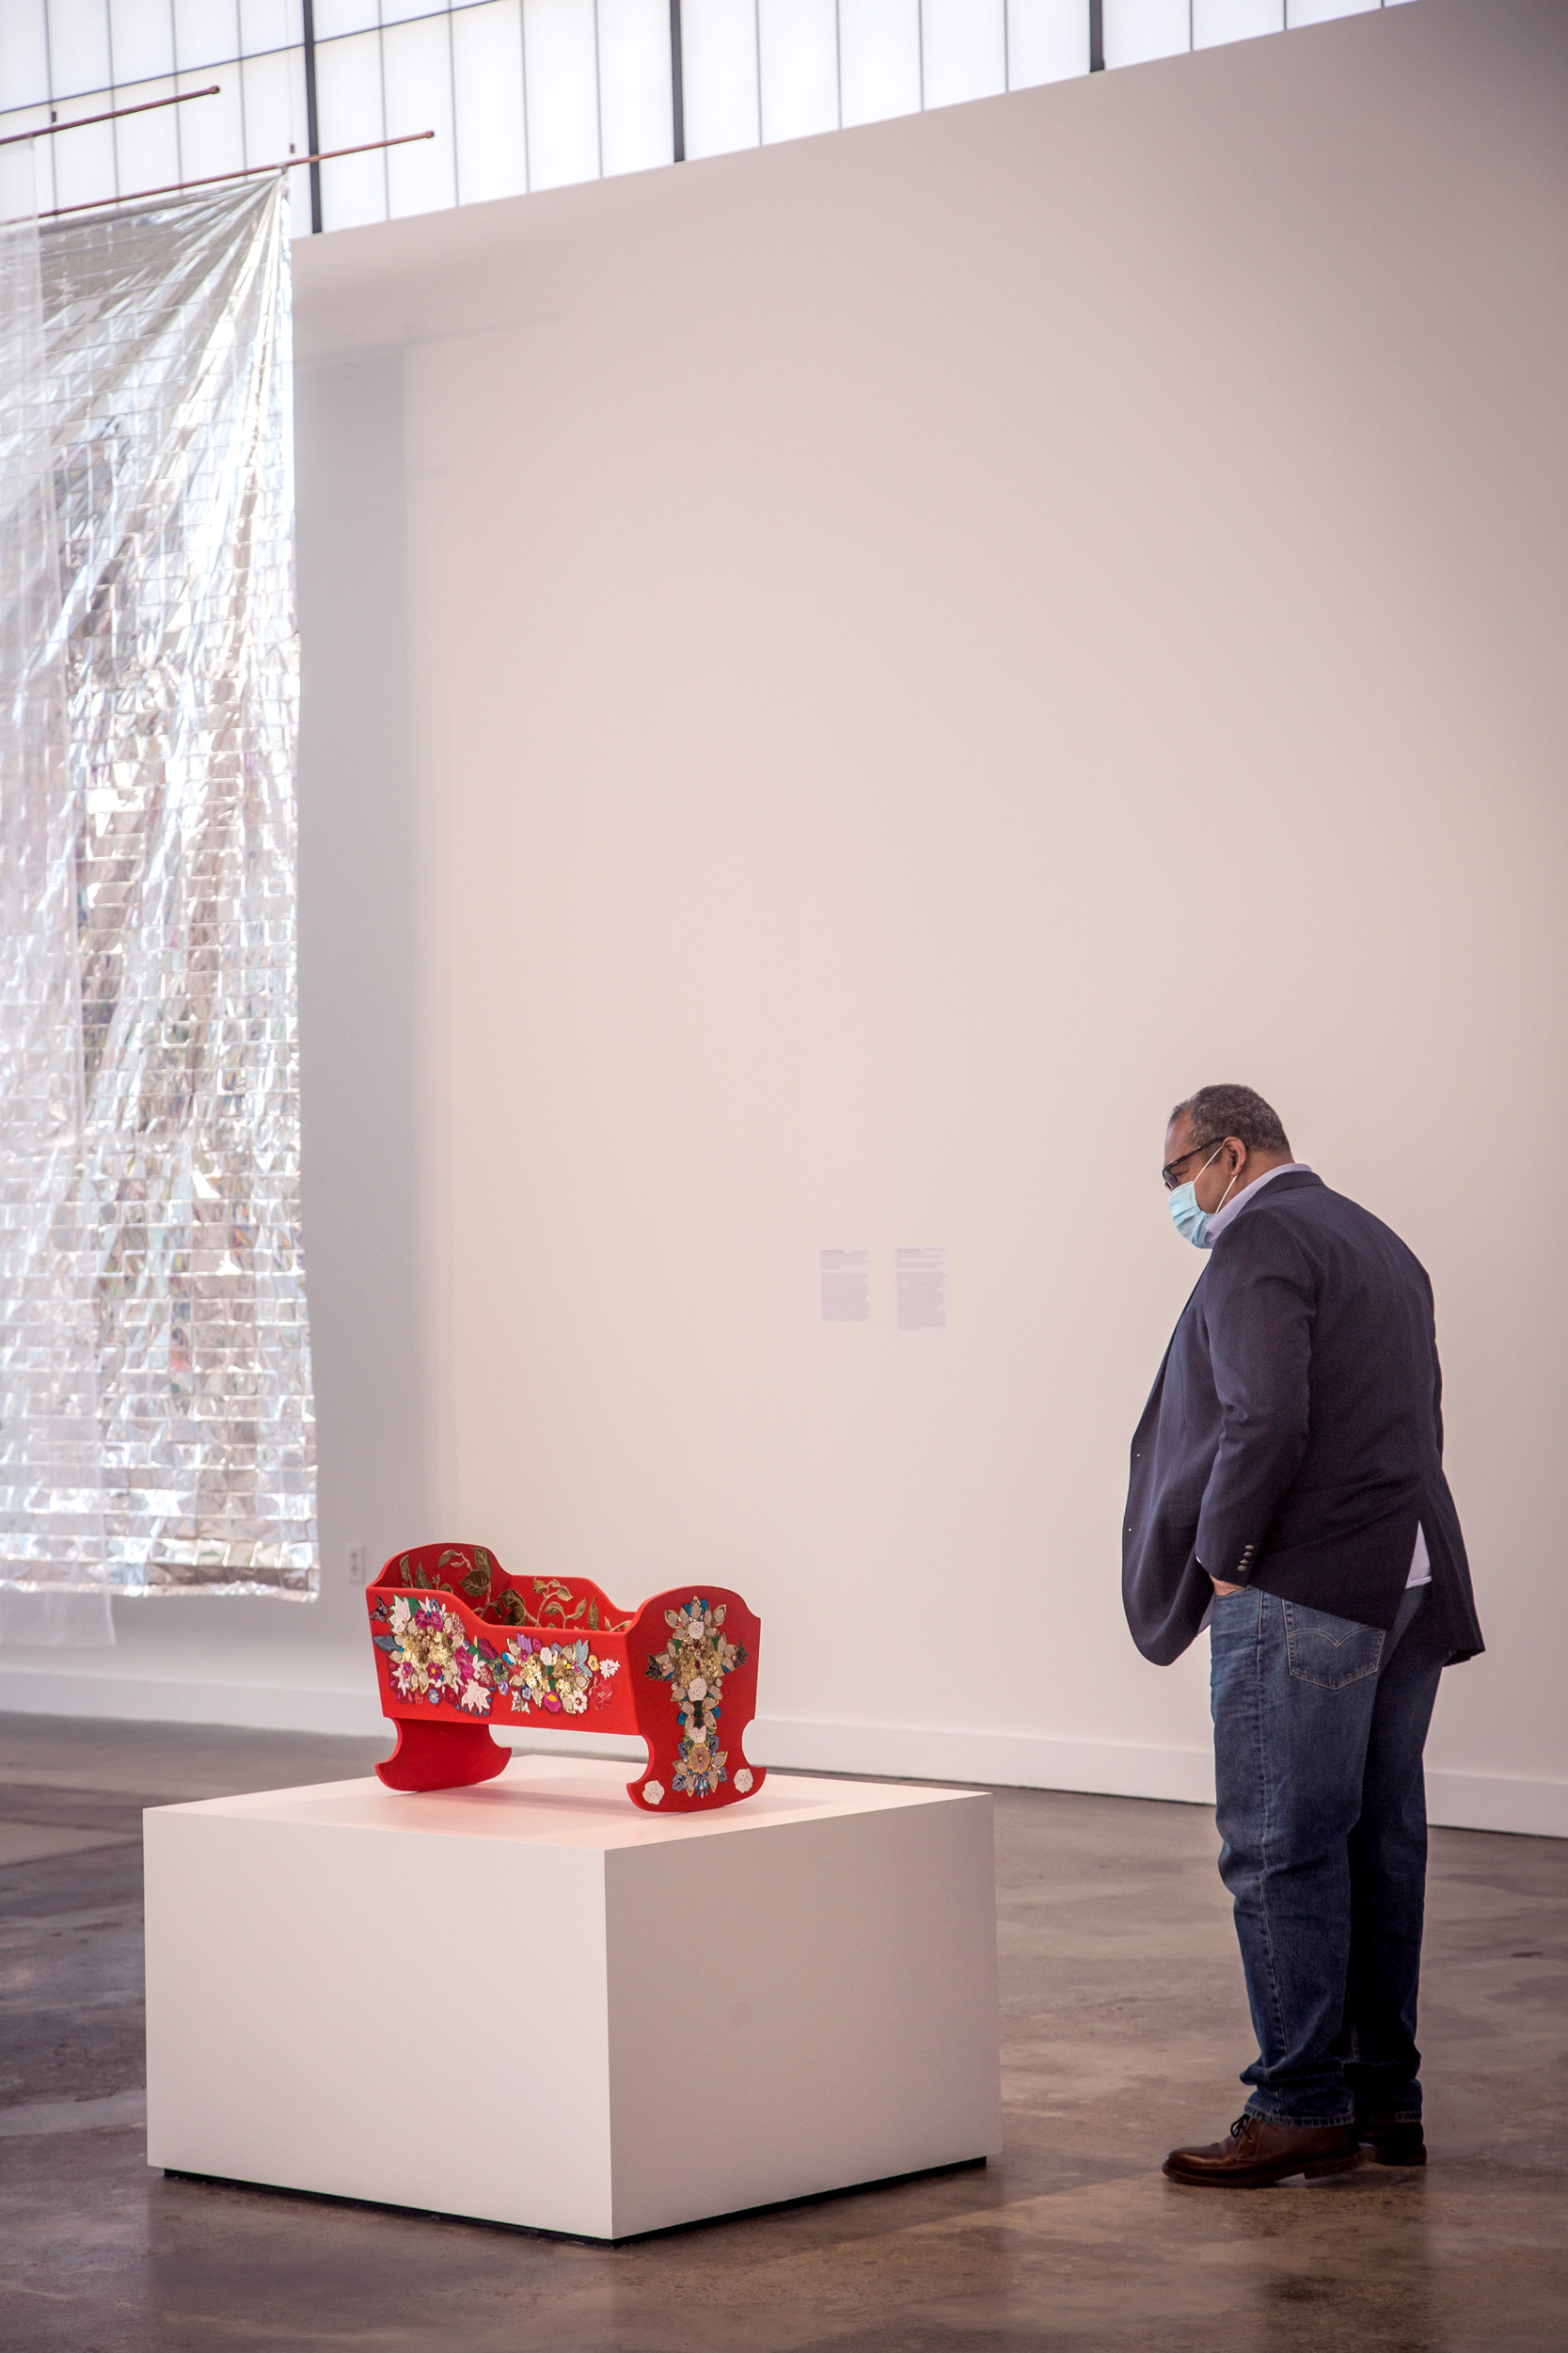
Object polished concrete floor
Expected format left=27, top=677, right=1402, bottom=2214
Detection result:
left=0, top=1713, right=1563, bottom=2351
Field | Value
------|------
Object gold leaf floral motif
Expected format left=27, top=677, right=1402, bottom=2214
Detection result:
left=647, top=1595, right=746, bottom=1800
left=371, top=1595, right=621, bottom=1720
left=389, top=1556, right=631, bottom=1632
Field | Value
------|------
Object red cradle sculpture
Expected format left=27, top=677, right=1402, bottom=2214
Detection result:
left=365, top=1543, right=766, bottom=1812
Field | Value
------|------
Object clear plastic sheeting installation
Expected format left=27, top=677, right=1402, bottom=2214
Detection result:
left=0, top=173, right=316, bottom=1616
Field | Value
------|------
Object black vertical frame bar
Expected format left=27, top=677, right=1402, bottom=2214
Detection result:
left=670, top=0, right=685, bottom=162
left=301, top=0, right=324, bottom=232
left=1089, top=0, right=1104, bottom=72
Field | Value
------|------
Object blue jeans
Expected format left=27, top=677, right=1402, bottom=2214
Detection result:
left=1209, top=1582, right=1445, bottom=2128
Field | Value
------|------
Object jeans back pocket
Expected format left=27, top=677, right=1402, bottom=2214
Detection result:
left=1283, top=1598, right=1386, bottom=1690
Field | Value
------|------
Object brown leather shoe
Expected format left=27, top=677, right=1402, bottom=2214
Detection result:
left=1164, top=2112, right=1359, bottom=2186
left=1357, top=2120, right=1426, bottom=2166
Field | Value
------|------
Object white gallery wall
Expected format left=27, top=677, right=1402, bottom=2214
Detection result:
left=4, top=0, right=1565, bottom=1836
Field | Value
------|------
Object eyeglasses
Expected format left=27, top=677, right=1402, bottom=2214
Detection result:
left=1161, top=1139, right=1226, bottom=1193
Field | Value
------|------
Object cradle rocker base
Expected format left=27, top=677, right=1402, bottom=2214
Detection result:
left=376, top=1717, right=508, bottom=1792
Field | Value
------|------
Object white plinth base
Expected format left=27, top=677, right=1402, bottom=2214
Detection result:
left=144, top=1757, right=1001, bottom=2241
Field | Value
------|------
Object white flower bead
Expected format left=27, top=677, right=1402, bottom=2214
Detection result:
left=642, top=1780, right=665, bottom=1805
left=734, top=1768, right=753, bottom=1793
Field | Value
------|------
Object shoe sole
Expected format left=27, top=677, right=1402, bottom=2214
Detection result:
left=1361, top=2146, right=1427, bottom=2166
left=1163, top=2152, right=1361, bottom=2187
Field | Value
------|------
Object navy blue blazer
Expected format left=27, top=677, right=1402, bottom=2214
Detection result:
left=1122, top=1171, right=1483, bottom=1667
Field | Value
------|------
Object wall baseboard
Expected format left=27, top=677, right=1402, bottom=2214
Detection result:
left=748, top=1714, right=1568, bottom=1840
left=752, top=1715, right=1219, bottom=1805
left=1, top=1668, right=1561, bottom=1838
left=0, top=1665, right=388, bottom=1740
left=1418, top=1768, right=1568, bottom=1841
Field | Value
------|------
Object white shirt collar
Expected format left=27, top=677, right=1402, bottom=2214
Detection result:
left=1203, top=1161, right=1313, bottom=1247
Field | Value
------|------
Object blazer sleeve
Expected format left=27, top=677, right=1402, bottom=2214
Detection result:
left=1194, top=1214, right=1316, bottom=1584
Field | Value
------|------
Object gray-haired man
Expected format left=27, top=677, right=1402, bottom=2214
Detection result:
left=1123, top=1084, right=1482, bottom=2186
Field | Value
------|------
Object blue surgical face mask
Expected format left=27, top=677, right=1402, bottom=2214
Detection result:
left=1168, top=1144, right=1235, bottom=1249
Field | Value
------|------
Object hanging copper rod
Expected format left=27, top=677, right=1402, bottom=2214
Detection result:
left=0, top=86, right=221, bottom=149
left=36, top=131, right=436, bottom=220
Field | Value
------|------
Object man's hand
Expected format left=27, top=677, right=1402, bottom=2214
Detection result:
left=1211, top=1578, right=1245, bottom=1597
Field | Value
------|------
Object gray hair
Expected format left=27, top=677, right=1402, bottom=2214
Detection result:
left=1170, top=1084, right=1291, bottom=1156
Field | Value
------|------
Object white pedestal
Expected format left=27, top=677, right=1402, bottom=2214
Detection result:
left=144, top=1757, right=1001, bottom=2241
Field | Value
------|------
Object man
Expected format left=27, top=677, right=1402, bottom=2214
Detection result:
left=1123, top=1084, right=1482, bottom=2188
